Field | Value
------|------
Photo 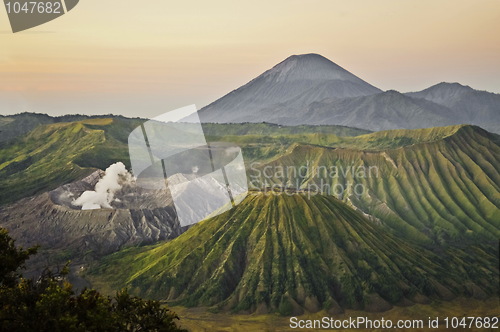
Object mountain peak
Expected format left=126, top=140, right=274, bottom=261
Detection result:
left=284, top=53, right=327, bottom=60
left=405, top=82, right=500, bottom=134
left=197, top=53, right=382, bottom=123
left=264, top=53, right=359, bottom=83
left=280, top=53, right=336, bottom=65
left=426, top=82, right=474, bottom=92
left=405, top=82, right=475, bottom=105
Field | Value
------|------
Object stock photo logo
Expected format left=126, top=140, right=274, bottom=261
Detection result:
left=3, top=0, right=79, bottom=33
left=128, top=105, right=248, bottom=227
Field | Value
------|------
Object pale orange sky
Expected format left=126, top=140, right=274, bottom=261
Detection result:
left=0, top=0, right=499, bottom=117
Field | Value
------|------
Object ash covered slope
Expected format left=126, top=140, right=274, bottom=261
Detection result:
left=197, top=53, right=382, bottom=123
left=0, top=170, right=184, bottom=259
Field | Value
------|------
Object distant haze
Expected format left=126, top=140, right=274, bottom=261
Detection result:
left=0, top=0, right=499, bottom=117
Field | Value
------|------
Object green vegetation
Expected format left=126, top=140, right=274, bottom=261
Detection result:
left=1, top=115, right=498, bottom=318
left=0, top=118, right=369, bottom=205
left=0, top=117, right=143, bottom=205
left=0, top=228, right=187, bottom=332
left=0, top=113, right=54, bottom=143
left=87, top=193, right=498, bottom=314
left=250, top=125, right=500, bottom=245
left=85, top=123, right=499, bottom=314
left=1, top=116, right=475, bottom=206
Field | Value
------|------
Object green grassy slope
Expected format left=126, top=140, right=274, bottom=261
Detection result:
left=0, top=117, right=143, bottom=205
left=88, top=193, right=498, bottom=314
left=0, top=113, right=55, bottom=143
left=0, top=112, right=124, bottom=143
left=338, top=124, right=471, bottom=150
left=202, top=122, right=369, bottom=163
left=0, top=119, right=370, bottom=205
left=1, top=118, right=498, bottom=315
left=213, top=124, right=475, bottom=163
left=88, top=124, right=499, bottom=314
left=250, top=125, right=500, bottom=245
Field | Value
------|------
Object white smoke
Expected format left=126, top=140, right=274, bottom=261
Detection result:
left=72, top=162, right=133, bottom=210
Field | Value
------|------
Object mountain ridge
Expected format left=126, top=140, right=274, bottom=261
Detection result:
left=193, top=54, right=500, bottom=134
left=0, top=117, right=497, bottom=315
left=250, top=124, right=500, bottom=246
left=197, top=53, right=382, bottom=124
left=88, top=193, right=498, bottom=314
left=86, top=122, right=499, bottom=313
left=406, top=82, right=500, bottom=133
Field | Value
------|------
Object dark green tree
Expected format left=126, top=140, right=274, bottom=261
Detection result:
left=0, top=228, right=187, bottom=332
left=0, top=228, right=37, bottom=287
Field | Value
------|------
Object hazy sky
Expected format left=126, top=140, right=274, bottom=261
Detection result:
left=1, top=0, right=499, bottom=117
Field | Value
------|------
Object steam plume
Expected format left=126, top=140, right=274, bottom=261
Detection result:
left=72, top=162, right=133, bottom=210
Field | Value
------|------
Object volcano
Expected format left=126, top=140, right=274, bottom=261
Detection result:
left=196, top=53, right=382, bottom=123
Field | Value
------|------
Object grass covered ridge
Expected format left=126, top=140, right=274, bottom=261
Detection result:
left=87, top=193, right=498, bottom=314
